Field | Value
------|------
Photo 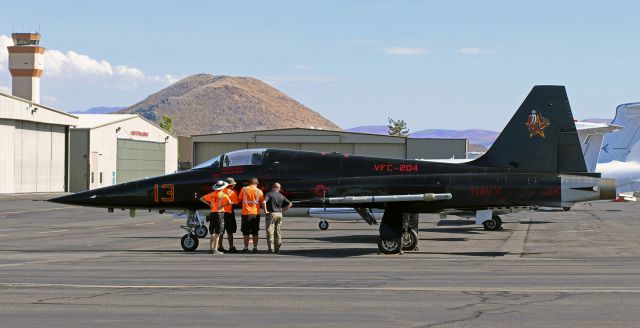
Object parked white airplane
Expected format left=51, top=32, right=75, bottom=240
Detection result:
left=596, top=103, right=640, bottom=195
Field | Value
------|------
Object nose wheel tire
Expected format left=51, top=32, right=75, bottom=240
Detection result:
left=319, top=220, right=329, bottom=230
left=483, top=216, right=502, bottom=231
left=401, top=229, right=419, bottom=251
left=194, top=225, right=208, bottom=238
left=181, top=234, right=199, bottom=252
left=378, top=237, right=402, bottom=254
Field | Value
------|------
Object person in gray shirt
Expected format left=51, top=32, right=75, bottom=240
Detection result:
left=262, top=182, right=292, bottom=253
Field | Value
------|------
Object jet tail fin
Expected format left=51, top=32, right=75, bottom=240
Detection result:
left=471, top=85, right=588, bottom=173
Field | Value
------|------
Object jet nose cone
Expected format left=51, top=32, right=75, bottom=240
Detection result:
left=48, top=191, right=98, bottom=206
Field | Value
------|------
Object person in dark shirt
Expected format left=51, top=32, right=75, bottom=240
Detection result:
left=262, top=182, right=292, bottom=253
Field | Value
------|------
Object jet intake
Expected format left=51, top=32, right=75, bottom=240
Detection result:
left=328, top=193, right=452, bottom=204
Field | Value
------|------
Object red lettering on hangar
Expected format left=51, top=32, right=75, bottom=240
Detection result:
left=131, top=131, right=149, bottom=137
left=373, top=164, right=419, bottom=173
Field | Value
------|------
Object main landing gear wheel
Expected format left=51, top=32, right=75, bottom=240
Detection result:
left=483, top=216, right=503, bottom=231
left=181, top=234, right=199, bottom=252
left=401, top=229, right=419, bottom=251
left=378, top=237, right=402, bottom=254
left=194, top=225, right=208, bottom=238
left=319, top=220, right=329, bottom=230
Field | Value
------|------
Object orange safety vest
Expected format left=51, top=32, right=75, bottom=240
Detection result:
left=238, top=185, right=264, bottom=215
left=223, top=188, right=238, bottom=214
left=203, top=190, right=231, bottom=213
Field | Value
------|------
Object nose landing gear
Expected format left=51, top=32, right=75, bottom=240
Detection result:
left=179, top=210, right=206, bottom=251
left=180, top=233, right=199, bottom=252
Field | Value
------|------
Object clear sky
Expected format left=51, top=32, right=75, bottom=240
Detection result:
left=0, top=0, right=638, bottom=131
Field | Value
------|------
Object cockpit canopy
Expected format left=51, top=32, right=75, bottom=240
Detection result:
left=192, top=149, right=267, bottom=170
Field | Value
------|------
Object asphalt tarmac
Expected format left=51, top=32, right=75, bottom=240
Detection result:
left=1, top=193, right=640, bottom=327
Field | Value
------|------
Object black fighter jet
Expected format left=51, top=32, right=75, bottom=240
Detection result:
left=50, top=86, right=616, bottom=254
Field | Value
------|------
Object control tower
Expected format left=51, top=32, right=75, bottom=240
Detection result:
left=7, top=33, right=44, bottom=103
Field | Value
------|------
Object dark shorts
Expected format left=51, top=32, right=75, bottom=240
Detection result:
left=241, top=214, right=260, bottom=236
left=208, top=212, right=223, bottom=235
left=223, top=212, right=237, bottom=234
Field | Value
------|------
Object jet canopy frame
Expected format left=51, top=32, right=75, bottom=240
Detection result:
left=192, top=148, right=268, bottom=170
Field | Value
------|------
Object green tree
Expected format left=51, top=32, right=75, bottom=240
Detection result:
left=159, top=115, right=173, bottom=134
left=387, top=117, right=409, bottom=137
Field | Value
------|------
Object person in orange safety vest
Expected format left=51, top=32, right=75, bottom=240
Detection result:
left=199, top=180, right=231, bottom=255
left=217, top=177, right=239, bottom=253
left=237, top=177, right=264, bottom=253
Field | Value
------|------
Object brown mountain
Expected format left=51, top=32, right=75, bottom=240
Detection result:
left=117, top=74, right=341, bottom=136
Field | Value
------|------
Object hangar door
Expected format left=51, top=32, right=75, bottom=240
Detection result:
left=116, top=139, right=165, bottom=183
left=11, top=121, right=67, bottom=193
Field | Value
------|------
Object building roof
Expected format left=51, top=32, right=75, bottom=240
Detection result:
left=73, top=113, right=178, bottom=138
left=0, top=91, right=77, bottom=126
left=74, top=114, right=138, bottom=129
left=191, top=127, right=467, bottom=142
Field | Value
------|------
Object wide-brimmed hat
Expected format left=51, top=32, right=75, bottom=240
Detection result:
left=213, top=180, right=228, bottom=191
left=225, top=177, right=237, bottom=186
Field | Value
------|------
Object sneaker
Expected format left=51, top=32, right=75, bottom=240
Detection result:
left=217, top=247, right=227, bottom=253
left=213, top=250, right=224, bottom=255
left=242, top=248, right=249, bottom=253
left=252, top=248, right=259, bottom=253
left=229, top=246, right=238, bottom=253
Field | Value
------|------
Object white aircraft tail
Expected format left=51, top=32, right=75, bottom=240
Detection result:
left=599, top=103, right=640, bottom=163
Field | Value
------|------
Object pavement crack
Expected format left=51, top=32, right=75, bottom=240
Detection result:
left=34, top=296, right=72, bottom=304
left=414, top=291, right=568, bottom=328
left=34, top=292, right=112, bottom=304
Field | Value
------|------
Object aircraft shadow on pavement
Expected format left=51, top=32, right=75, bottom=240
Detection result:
left=310, top=234, right=378, bottom=244
left=522, top=220, right=553, bottom=225
left=0, top=249, right=185, bottom=253
left=280, top=247, right=376, bottom=258
left=423, top=237, right=468, bottom=242
left=410, top=251, right=509, bottom=257
left=113, top=236, right=178, bottom=239
left=419, top=227, right=483, bottom=234
left=436, top=220, right=476, bottom=226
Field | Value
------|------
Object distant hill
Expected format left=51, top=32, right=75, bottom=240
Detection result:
left=116, top=74, right=341, bottom=136
left=346, top=125, right=390, bottom=135
left=70, top=106, right=125, bottom=114
left=346, top=125, right=499, bottom=148
left=410, top=129, right=499, bottom=148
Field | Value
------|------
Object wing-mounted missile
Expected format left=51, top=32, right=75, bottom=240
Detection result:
left=327, top=193, right=452, bottom=204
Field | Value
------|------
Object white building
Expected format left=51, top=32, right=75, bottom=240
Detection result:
left=0, top=92, right=77, bottom=193
left=69, top=114, right=178, bottom=191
